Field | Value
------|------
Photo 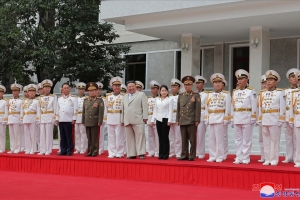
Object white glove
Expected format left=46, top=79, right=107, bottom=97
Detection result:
left=36, top=121, right=40, bottom=125
left=230, top=122, right=234, bottom=128
left=250, top=120, right=256, bottom=125
left=278, top=122, right=283, bottom=127
left=289, top=123, right=294, bottom=128
left=223, top=121, right=230, bottom=126
left=19, top=121, right=23, bottom=125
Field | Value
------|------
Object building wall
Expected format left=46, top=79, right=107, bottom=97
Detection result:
left=202, top=48, right=214, bottom=89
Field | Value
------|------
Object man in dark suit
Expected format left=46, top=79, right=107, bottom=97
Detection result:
left=82, top=82, right=104, bottom=157
left=176, top=76, right=201, bottom=161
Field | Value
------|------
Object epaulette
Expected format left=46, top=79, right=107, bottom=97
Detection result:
left=276, top=88, right=283, bottom=91
left=292, top=89, right=300, bottom=93
left=247, top=86, right=254, bottom=90
left=101, top=96, right=105, bottom=98
left=40, top=95, right=44, bottom=97
left=260, top=89, right=266, bottom=92
left=204, top=90, right=209, bottom=93
left=50, top=94, right=56, bottom=97
left=222, top=90, right=229, bottom=94
left=106, top=93, right=112, bottom=97
left=148, top=96, right=152, bottom=98
left=169, top=94, right=173, bottom=96
left=35, top=97, right=40, bottom=100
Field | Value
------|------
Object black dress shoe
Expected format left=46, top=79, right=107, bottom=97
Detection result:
left=85, top=152, right=92, bottom=157
left=66, top=153, right=73, bottom=156
left=177, top=157, right=189, bottom=161
left=57, top=152, right=67, bottom=156
left=162, top=158, right=168, bottom=160
left=188, top=158, right=194, bottom=161
left=158, top=157, right=163, bottom=160
left=127, top=156, right=136, bottom=159
left=91, top=153, right=98, bottom=157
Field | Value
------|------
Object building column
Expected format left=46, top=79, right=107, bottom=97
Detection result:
left=249, top=27, right=270, bottom=92
left=214, top=43, right=224, bottom=73
left=181, top=34, right=201, bottom=78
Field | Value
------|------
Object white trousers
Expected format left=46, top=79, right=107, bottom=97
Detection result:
left=284, top=122, right=296, bottom=161
left=262, top=125, right=282, bottom=164
left=208, top=123, right=225, bottom=161
left=9, top=124, right=22, bottom=153
left=40, top=123, right=54, bottom=154
left=224, top=124, right=228, bottom=158
left=196, top=121, right=206, bottom=157
left=0, top=124, right=6, bottom=152
left=24, top=123, right=37, bottom=153
left=234, top=123, right=253, bottom=163
left=294, top=127, right=300, bottom=165
left=21, top=126, right=25, bottom=151
left=107, top=124, right=125, bottom=157
left=75, top=123, right=87, bottom=153
left=147, top=124, right=159, bottom=156
left=36, top=124, right=40, bottom=152
left=258, top=125, right=265, bottom=160
left=169, top=123, right=182, bottom=157
left=99, top=122, right=105, bottom=153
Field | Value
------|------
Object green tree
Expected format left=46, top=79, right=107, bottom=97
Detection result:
left=0, top=0, right=130, bottom=91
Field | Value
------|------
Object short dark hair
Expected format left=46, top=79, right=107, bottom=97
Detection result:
left=61, top=82, right=70, bottom=88
left=126, top=80, right=135, bottom=85
left=160, top=85, right=168, bottom=92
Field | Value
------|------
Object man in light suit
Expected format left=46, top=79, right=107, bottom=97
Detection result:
left=121, top=80, right=148, bottom=159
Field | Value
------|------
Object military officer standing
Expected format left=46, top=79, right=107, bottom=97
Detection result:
left=38, top=79, right=57, bottom=155
left=96, top=82, right=106, bottom=154
left=257, top=75, right=268, bottom=162
left=106, top=77, right=125, bottom=158
left=169, top=78, right=183, bottom=158
left=222, top=79, right=229, bottom=160
left=231, top=69, right=257, bottom=164
left=258, top=70, right=285, bottom=166
left=282, top=68, right=299, bottom=163
left=82, top=82, right=104, bottom=156
left=195, top=75, right=208, bottom=159
left=21, top=84, right=40, bottom=154
left=21, top=85, right=28, bottom=152
left=147, top=80, right=160, bottom=157
left=0, top=85, right=8, bottom=153
left=176, top=76, right=201, bottom=161
left=74, top=82, right=88, bottom=154
left=205, top=73, right=231, bottom=163
left=135, top=81, right=144, bottom=92
left=56, top=83, right=78, bottom=156
left=288, top=71, right=300, bottom=167
left=7, top=83, right=23, bottom=154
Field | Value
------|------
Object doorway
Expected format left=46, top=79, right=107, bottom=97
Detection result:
left=232, top=46, right=249, bottom=90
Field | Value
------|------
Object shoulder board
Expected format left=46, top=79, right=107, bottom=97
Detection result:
left=50, top=94, right=56, bottom=97
left=169, top=94, right=173, bottom=96
left=35, top=97, right=40, bottom=100
left=106, top=93, right=112, bottom=97
left=222, top=90, right=229, bottom=93
left=3, top=98, right=8, bottom=101
left=292, top=89, right=300, bottom=93
left=260, top=89, right=266, bottom=92
left=247, top=86, right=253, bottom=90
left=203, top=90, right=209, bottom=93
left=40, top=95, right=44, bottom=97
left=276, top=88, right=283, bottom=91
left=101, top=96, right=105, bottom=98
left=148, top=96, right=152, bottom=98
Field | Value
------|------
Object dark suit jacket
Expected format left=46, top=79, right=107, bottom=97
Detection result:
left=82, top=97, right=104, bottom=127
left=176, top=91, right=201, bottom=125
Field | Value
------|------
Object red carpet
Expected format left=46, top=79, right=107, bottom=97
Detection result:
left=0, top=150, right=299, bottom=190
left=0, top=171, right=263, bottom=200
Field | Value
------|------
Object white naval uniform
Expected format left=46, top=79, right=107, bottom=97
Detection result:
left=258, top=88, right=285, bottom=165
left=106, top=93, right=125, bottom=157
left=288, top=89, right=300, bottom=166
left=99, top=96, right=106, bottom=154
left=257, top=94, right=265, bottom=161
left=196, top=90, right=208, bottom=158
left=75, top=95, right=88, bottom=153
left=205, top=90, right=231, bottom=162
left=147, top=96, right=159, bottom=156
left=7, top=97, right=23, bottom=153
left=283, top=88, right=298, bottom=162
left=0, top=98, right=8, bottom=152
left=168, top=94, right=182, bottom=158
left=231, top=87, right=257, bottom=163
left=39, top=94, right=57, bottom=154
left=21, top=98, right=40, bottom=154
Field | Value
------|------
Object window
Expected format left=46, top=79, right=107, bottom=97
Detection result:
left=200, top=49, right=203, bottom=75
left=125, top=54, right=146, bottom=85
left=176, top=51, right=181, bottom=80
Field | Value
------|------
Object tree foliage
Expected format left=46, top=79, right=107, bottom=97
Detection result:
left=0, top=0, right=130, bottom=91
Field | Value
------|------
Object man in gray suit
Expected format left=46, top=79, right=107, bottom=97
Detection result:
left=121, top=80, right=148, bottom=159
